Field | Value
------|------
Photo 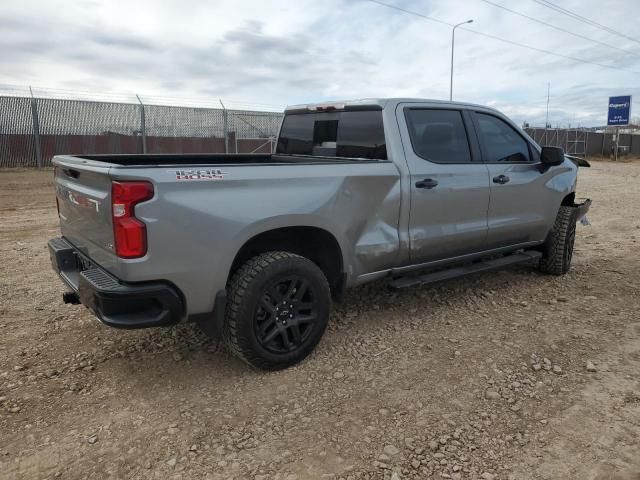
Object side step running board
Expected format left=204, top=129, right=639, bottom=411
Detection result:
left=388, top=250, right=542, bottom=290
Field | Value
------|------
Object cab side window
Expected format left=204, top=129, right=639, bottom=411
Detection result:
left=404, top=109, right=472, bottom=163
left=475, top=113, right=530, bottom=163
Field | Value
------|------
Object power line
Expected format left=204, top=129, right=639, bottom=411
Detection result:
left=364, top=0, right=640, bottom=75
left=532, top=0, right=640, bottom=45
left=365, top=0, right=451, bottom=26
left=478, top=0, right=636, bottom=56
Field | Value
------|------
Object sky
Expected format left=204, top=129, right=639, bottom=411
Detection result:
left=1, top=0, right=639, bottom=126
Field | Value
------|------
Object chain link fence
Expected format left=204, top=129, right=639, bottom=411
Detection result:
left=0, top=95, right=39, bottom=168
left=0, top=89, right=284, bottom=168
left=6, top=88, right=637, bottom=168
left=525, top=127, right=640, bottom=158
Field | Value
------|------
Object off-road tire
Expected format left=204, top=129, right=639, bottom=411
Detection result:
left=223, top=251, right=331, bottom=370
left=539, top=206, right=577, bottom=275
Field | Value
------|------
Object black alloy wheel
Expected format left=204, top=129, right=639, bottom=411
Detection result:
left=222, top=251, right=331, bottom=370
left=255, top=276, right=318, bottom=354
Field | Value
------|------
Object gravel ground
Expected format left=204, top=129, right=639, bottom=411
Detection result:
left=1, top=161, right=639, bottom=480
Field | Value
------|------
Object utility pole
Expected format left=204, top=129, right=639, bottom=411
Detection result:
left=450, top=19, right=473, bottom=102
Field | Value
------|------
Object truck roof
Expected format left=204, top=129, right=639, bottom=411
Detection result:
left=284, top=98, right=497, bottom=113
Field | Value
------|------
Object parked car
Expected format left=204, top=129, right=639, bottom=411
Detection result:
left=49, top=98, right=591, bottom=369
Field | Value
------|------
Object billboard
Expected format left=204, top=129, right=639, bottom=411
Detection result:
left=607, top=95, right=632, bottom=126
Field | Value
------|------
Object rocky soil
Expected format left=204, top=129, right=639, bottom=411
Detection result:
left=0, top=161, right=639, bottom=479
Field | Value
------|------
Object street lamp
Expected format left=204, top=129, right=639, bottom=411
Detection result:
left=450, top=19, right=473, bottom=102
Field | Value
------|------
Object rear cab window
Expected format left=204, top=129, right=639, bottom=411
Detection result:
left=276, top=110, right=387, bottom=160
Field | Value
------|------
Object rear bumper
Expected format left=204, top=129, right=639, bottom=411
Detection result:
left=48, top=237, right=184, bottom=329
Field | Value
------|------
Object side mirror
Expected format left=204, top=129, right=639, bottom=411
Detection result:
left=540, top=146, right=565, bottom=166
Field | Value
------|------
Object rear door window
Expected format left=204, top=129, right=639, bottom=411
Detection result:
left=276, top=110, right=387, bottom=160
left=404, top=109, right=472, bottom=163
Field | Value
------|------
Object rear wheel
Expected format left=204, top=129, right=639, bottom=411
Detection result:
left=539, top=205, right=577, bottom=275
left=223, top=251, right=331, bottom=370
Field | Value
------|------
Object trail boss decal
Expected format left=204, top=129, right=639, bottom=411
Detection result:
left=57, top=185, right=101, bottom=212
left=175, top=169, right=226, bottom=181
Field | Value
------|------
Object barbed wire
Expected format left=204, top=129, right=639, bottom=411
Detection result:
left=0, top=83, right=286, bottom=112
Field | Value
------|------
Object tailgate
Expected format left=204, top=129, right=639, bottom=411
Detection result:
left=53, top=157, right=117, bottom=272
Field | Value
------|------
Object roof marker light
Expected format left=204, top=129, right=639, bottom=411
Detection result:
left=308, top=104, right=345, bottom=112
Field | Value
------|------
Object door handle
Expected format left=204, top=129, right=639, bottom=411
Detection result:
left=493, top=174, right=510, bottom=184
left=415, top=178, right=438, bottom=189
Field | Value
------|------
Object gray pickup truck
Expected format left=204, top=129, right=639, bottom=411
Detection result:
left=49, top=98, right=590, bottom=370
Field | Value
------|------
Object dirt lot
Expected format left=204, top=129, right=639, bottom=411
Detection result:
left=1, top=161, right=639, bottom=480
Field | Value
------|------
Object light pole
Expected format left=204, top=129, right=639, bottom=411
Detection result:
left=450, top=19, right=473, bottom=102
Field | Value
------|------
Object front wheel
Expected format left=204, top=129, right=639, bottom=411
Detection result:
left=539, top=205, right=578, bottom=275
left=223, top=251, right=331, bottom=370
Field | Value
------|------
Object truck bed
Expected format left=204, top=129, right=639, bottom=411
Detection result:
left=74, top=153, right=381, bottom=166
left=78, top=153, right=274, bottom=165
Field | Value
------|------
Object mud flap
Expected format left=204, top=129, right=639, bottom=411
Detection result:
left=573, top=198, right=592, bottom=223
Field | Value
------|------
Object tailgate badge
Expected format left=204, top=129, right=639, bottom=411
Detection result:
left=67, top=190, right=100, bottom=212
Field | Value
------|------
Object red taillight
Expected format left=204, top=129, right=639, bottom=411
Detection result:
left=54, top=167, right=61, bottom=217
left=111, top=181, right=154, bottom=258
